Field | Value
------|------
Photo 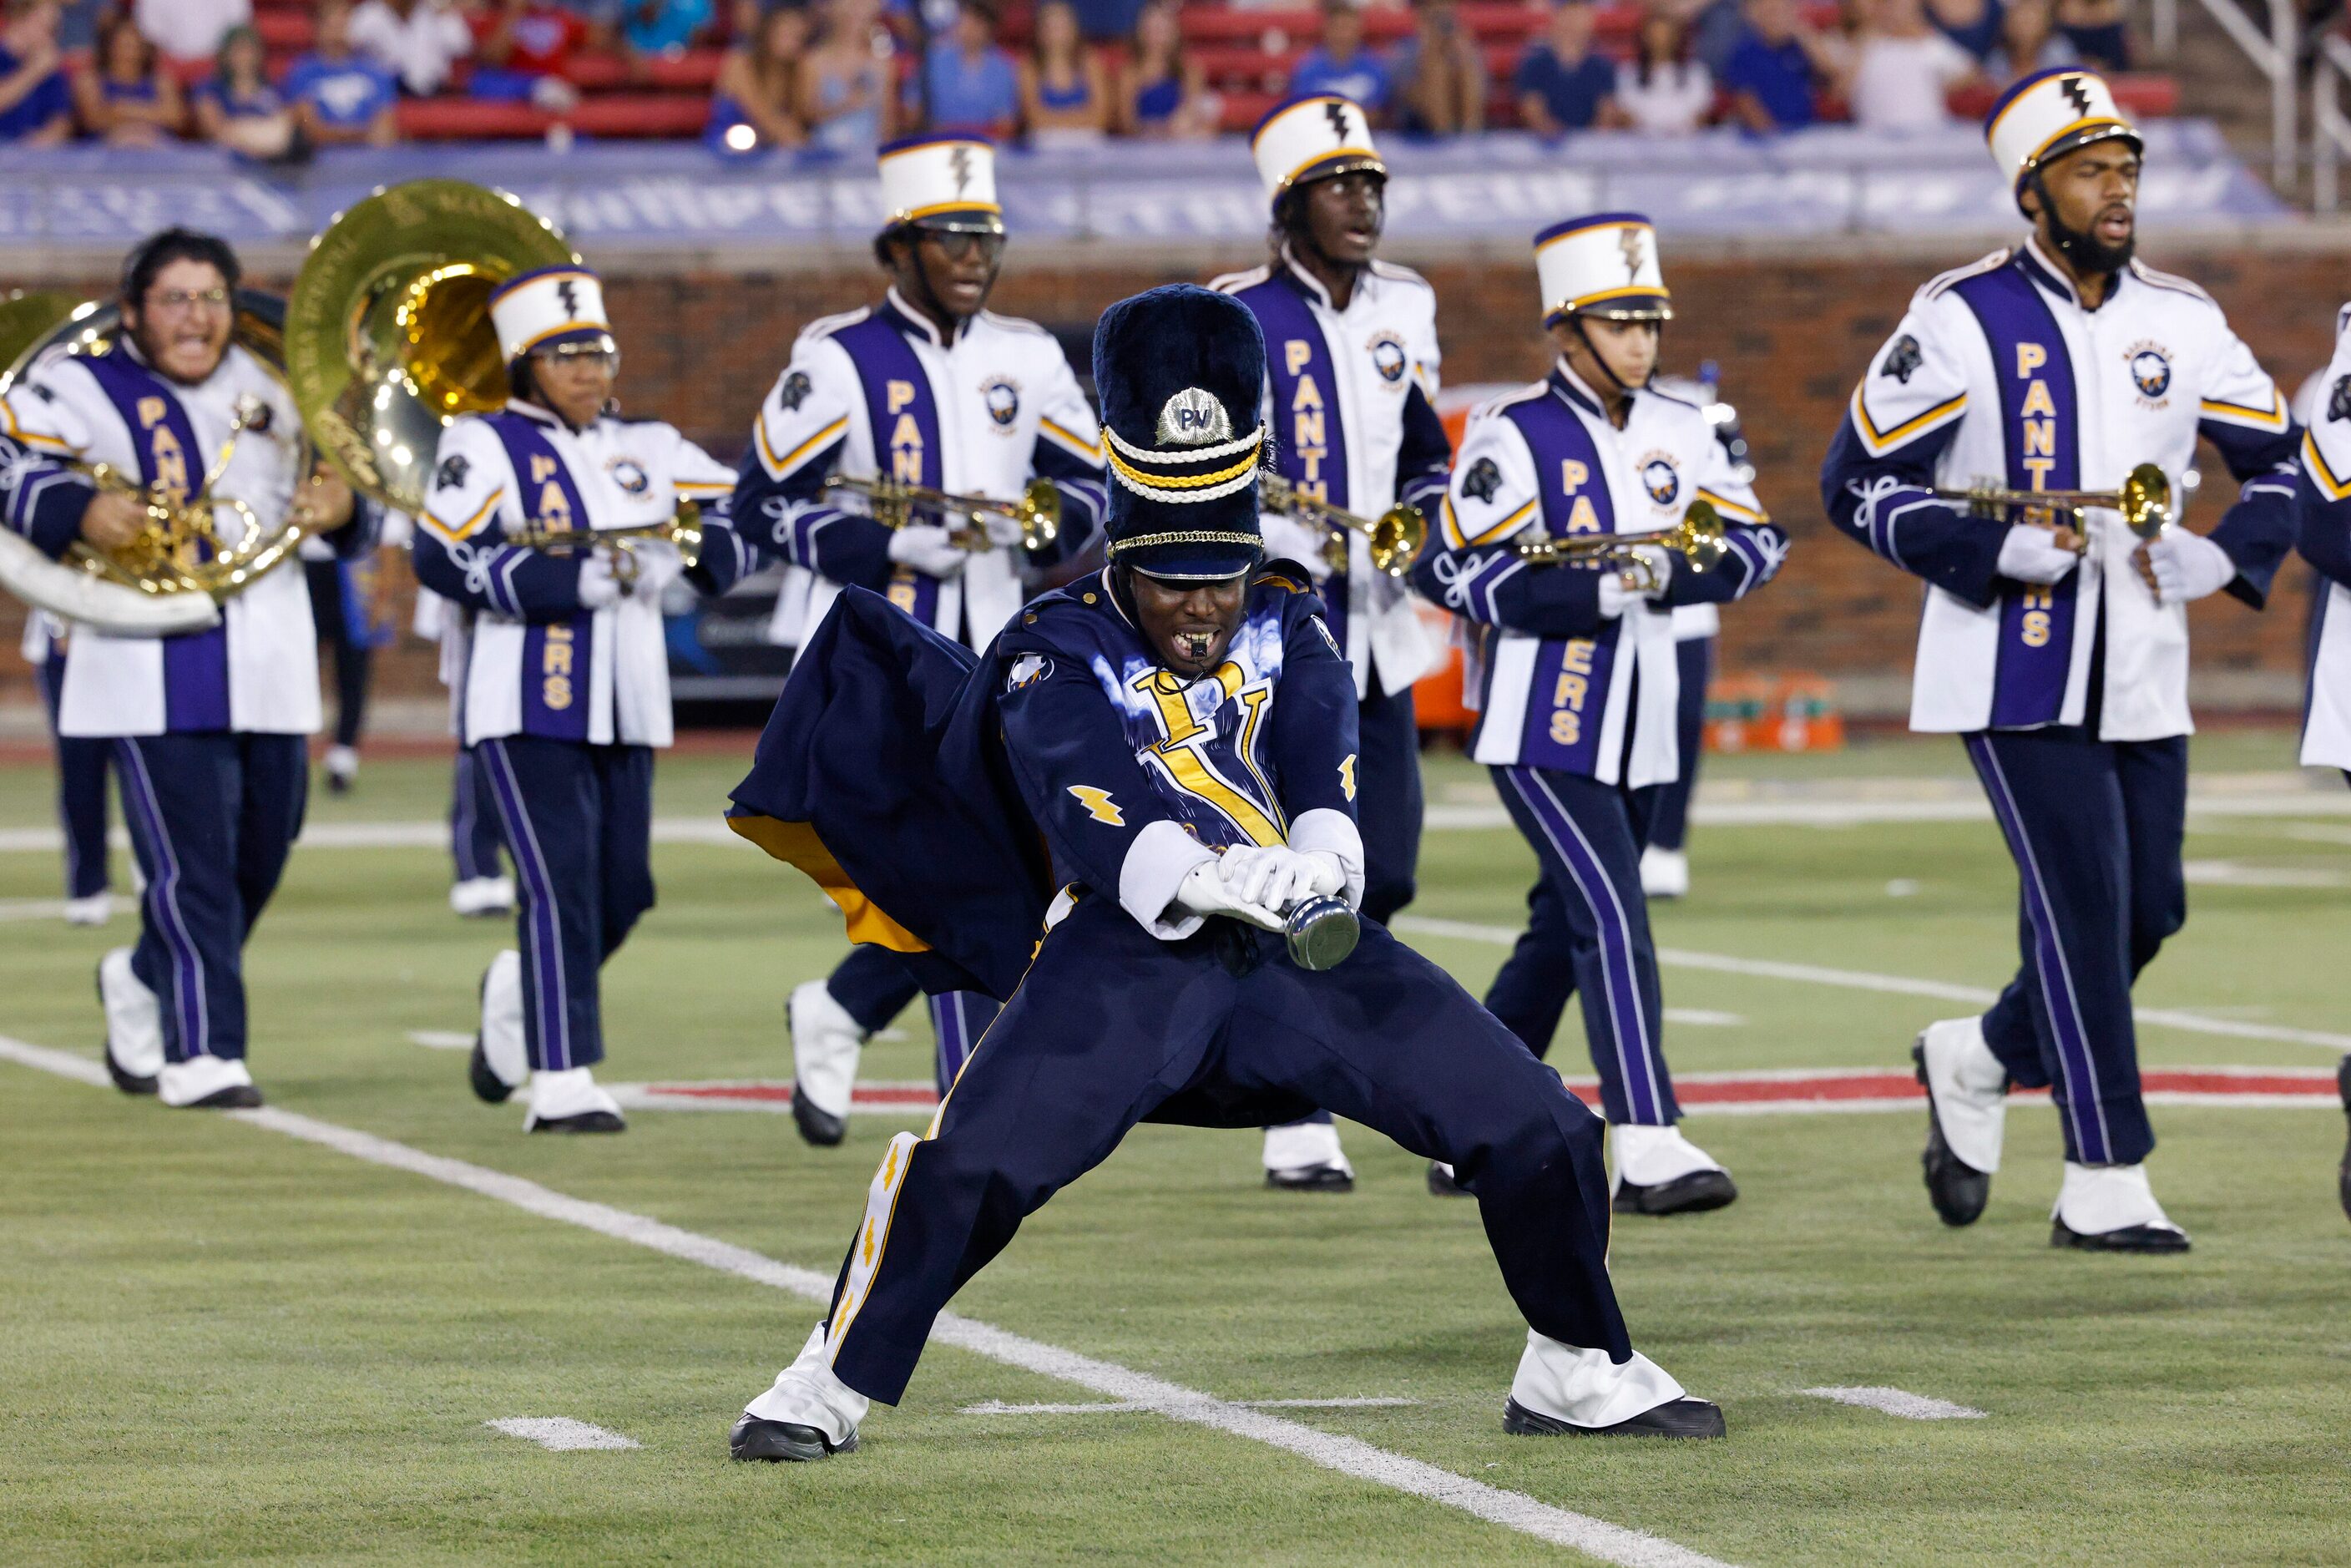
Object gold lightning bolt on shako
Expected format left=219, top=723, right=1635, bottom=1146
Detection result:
left=1534, top=213, right=1673, bottom=326
left=1984, top=66, right=2141, bottom=193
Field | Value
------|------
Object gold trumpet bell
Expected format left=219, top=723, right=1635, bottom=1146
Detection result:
left=1676, top=499, right=1727, bottom=572
left=1367, top=504, right=1428, bottom=578
left=1016, top=477, right=1062, bottom=551
left=2119, top=462, right=2172, bottom=540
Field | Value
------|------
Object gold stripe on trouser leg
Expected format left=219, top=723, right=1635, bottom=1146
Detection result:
left=824, top=1130, right=921, bottom=1363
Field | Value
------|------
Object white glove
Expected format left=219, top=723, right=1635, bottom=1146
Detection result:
left=978, top=509, right=1029, bottom=549
left=1216, top=845, right=1344, bottom=914
left=1172, top=859, right=1287, bottom=933
left=886, top=523, right=969, bottom=579
left=1996, top=524, right=2081, bottom=584
left=2140, top=526, right=2237, bottom=605
left=614, top=541, right=684, bottom=601
left=1596, top=547, right=1670, bottom=617
left=576, top=554, right=622, bottom=609
left=1261, top=513, right=1336, bottom=582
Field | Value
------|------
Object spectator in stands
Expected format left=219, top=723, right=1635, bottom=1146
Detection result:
left=1514, top=0, right=1620, bottom=137
left=134, top=0, right=249, bottom=65
left=621, top=0, right=715, bottom=59
left=802, top=0, right=894, bottom=151
left=1618, top=10, right=1713, bottom=132
left=1020, top=0, right=1111, bottom=147
left=1993, top=0, right=2072, bottom=76
left=708, top=0, right=808, bottom=150
left=1071, top=0, right=1145, bottom=43
left=286, top=0, right=402, bottom=145
left=1846, top=0, right=1981, bottom=130
left=2052, top=0, right=2126, bottom=68
left=1722, top=0, right=1838, bottom=131
left=73, top=13, right=184, bottom=144
left=195, top=23, right=300, bottom=158
left=471, top=0, right=589, bottom=110
left=1289, top=1, right=1393, bottom=118
left=351, top=0, right=475, bottom=96
left=0, top=0, right=70, bottom=147
left=1119, top=0, right=1216, bottom=138
left=1925, top=0, right=2002, bottom=60
left=1392, top=0, right=1485, bottom=134
left=918, top=0, right=1017, bottom=138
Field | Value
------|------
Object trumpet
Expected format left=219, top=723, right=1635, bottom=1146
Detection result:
left=1514, top=499, right=1727, bottom=594
left=1256, top=471, right=1426, bottom=579
left=1937, top=462, right=2172, bottom=544
left=822, top=474, right=1061, bottom=553
left=503, top=504, right=705, bottom=589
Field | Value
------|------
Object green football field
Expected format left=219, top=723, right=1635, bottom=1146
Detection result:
left=3, top=729, right=2348, bottom=1566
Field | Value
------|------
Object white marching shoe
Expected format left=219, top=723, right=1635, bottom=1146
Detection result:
left=1263, top=1119, right=1355, bottom=1192
left=731, top=1320, right=869, bottom=1461
left=523, top=1066, right=625, bottom=1134
left=63, top=891, right=114, bottom=927
left=1914, top=1015, right=2007, bottom=1227
left=2051, top=1162, right=2190, bottom=1253
left=1610, top=1123, right=1736, bottom=1216
left=449, top=875, right=516, bottom=918
left=1502, top=1331, right=1724, bottom=1438
left=324, top=743, right=359, bottom=794
left=469, top=950, right=528, bottom=1105
left=159, top=1055, right=260, bottom=1110
left=97, top=946, right=162, bottom=1095
left=1639, top=845, right=1690, bottom=899
left=788, top=979, right=865, bottom=1148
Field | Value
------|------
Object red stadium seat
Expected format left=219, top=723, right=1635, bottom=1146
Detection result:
left=396, top=94, right=710, bottom=140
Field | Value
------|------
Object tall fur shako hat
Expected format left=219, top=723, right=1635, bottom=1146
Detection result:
left=489, top=266, right=614, bottom=362
left=1095, top=285, right=1267, bottom=581
left=1986, top=67, right=2141, bottom=195
left=1251, top=93, right=1384, bottom=211
left=876, top=133, right=1004, bottom=235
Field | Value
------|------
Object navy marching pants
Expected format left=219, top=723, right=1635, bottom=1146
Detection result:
left=817, top=896, right=1630, bottom=1404
left=1484, top=765, right=1679, bottom=1127
left=305, top=558, right=373, bottom=751
left=477, top=736, right=655, bottom=1073
left=1965, top=728, right=2186, bottom=1167
left=1646, top=636, right=1712, bottom=854
left=38, top=653, right=112, bottom=899
left=449, top=744, right=506, bottom=884
left=112, top=732, right=308, bottom=1063
left=825, top=946, right=1001, bottom=1094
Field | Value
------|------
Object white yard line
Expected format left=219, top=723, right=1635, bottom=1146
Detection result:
left=0, top=898, right=78, bottom=923
left=485, top=1417, right=641, bottom=1451
left=0, top=1034, right=1736, bottom=1568
left=964, top=1397, right=1420, bottom=1416
left=1800, top=1388, right=1986, bottom=1421
left=407, top=1030, right=473, bottom=1050
left=1662, top=1009, right=1743, bottom=1028
left=1391, top=917, right=2351, bottom=1054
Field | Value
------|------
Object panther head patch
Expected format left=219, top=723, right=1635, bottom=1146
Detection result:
left=1879, top=335, right=1923, bottom=384
left=1461, top=456, right=1502, bottom=504
left=777, top=371, right=813, bottom=412
left=2330, top=374, right=2351, bottom=424
left=434, top=454, right=469, bottom=491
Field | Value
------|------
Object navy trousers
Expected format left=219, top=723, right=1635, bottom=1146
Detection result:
left=476, top=736, right=655, bottom=1073
left=1646, top=636, right=1712, bottom=854
left=305, top=558, right=372, bottom=751
left=1484, top=765, right=1679, bottom=1127
left=826, top=946, right=1001, bottom=1093
left=449, top=744, right=506, bottom=884
left=818, top=896, right=1630, bottom=1404
left=1965, top=727, right=2186, bottom=1167
left=38, top=654, right=112, bottom=899
left=112, top=732, right=308, bottom=1063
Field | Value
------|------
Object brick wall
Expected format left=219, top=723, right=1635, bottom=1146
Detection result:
left=8, top=242, right=2341, bottom=714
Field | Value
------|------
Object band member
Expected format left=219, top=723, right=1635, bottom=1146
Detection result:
left=412, top=579, right=516, bottom=918
left=1412, top=214, right=1787, bottom=1214
left=2289, top=307, right=2351, bottom=1224
left=22, top=611, right=116, bottom=925
left=300, top=530, right=387, bottom=793
left=1821, top=69, right=2299, bottom=1249
left=1637, top=605, right=1711, bottom=899
left=0, top=227, right=372, bottom=1107
left=733, top=134, right=1107, bottom=1146
left=411, top=264, right=759, bottom=1132
left=726, top=286, right=1722, bottom=1460
left=1213, top=92, right=1451, bottom=1191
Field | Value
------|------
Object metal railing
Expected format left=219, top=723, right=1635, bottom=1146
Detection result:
left=2315, top=33, right=2351, bottom=210
left=2173, top=0, right=2298, bottom=190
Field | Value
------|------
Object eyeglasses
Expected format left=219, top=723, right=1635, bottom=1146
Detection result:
left=536, top=346, right=618, bottom=371
left=925, top=230, right=1006, bottom=263
left=145, top=286, right=230, bottom=312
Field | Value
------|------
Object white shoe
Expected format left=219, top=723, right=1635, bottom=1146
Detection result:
left=2051, top=1162, right=2190, bottom=1252
left=325, top=744, right=359, bottom=793
left=1503, top=1331, right=1721, bottom=1435
left=788, top=979, right=866, bottom=1133
left=1610, top=1123, right=1724, bottom=1188
left=1639, top=846, right=1690, bottom=899
left=98, top=946, right=164, bottom=1086
left=159, top=1055, right=257, bottom=1109
left=63, top=891, right=113, bottom=927
left=474, top=949, right=528, bottom=1099
left=523, top=1065, right=624, bottom=1132
left=1262, top=1120, right=1354, bottom=1190
left=1917, top=1015, right=2007, bottom=1174
left=450, top=875, right=516, bottom=918
left=736, top=1320, right=869, bottom=1457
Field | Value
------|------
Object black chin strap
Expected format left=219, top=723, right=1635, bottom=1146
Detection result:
left=1569, top=316, right=1652, bottom=418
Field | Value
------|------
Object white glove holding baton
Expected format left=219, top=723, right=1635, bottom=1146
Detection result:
left=1216, top=844, right=1345, bottom=913
left=1173, top=859, right=1287, bottom=933
left=887, top=523, right=970, bottom=578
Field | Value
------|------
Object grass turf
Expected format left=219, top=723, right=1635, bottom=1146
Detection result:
left=1, top=731, right=2348, bottom=1565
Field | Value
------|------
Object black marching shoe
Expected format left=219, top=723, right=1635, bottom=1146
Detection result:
left=185, top=1083, right=264, bottom=1110
left=2337, top=1054, right=2351, bottom=1225
left=1504, top=1396, right=1727, bottom=1439
left=1267, top=1163, right=1354, bottom=1193
left=1611, top=1170, right=1737, bottom=1216
left=1427, top=1161, right=1470, bottom=1197
left=730, top=1414, right=857, bottom=1462
left=2050, top=1217, right=2190, bottom=1254
left=791, top=1084, right=847, bottom=1148
left=1914, top=1039, right=1990, bottom=1227
left=528, top=1110, right=626, bottom=1134
left=102, top=1039, right=157, bottom=1096
left=468, top=1039, right=516, bottom=1105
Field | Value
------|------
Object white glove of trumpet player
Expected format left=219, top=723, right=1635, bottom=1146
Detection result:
left=1597, top=545, right=1672, bottom=617
left=576, top=553, right=623, bottom=609
left=1173, top=859, right=1287, bottom=933
left=887, top=522, right=969, bottom=578
left=2137, top=525, right=2236, bottom=604
left=1216, top=844, right=1345, bottom=914
left=1996, top=523, right=2083, bottom=584
left=1261, top=513, right=1335, bottom=582
left=978, top=509, right=1030, bottom=549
